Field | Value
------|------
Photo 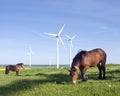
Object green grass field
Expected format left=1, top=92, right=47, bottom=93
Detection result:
left=0, top=64, right=120, bottom=96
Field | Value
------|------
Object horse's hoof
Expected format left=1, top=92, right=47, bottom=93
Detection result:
left=82, top=79, right=87, bottom=82
left=98, top=78, right=102, bottom=80
left=98, top=77, right=102, bottom=80
left=103, top=77, right=106, bottom=80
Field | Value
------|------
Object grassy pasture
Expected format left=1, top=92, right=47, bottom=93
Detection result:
left=0, top=64, right=120, bottom=96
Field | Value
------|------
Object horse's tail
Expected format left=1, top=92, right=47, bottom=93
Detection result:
left=5, top=66, right=9, bottom=74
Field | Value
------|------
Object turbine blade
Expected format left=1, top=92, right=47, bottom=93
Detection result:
left=44, top=33, right=57, bottom=37
left=59, top=37, right=65, bottom=47
left=58, top=24, right=65, bottom=35
left=65, top=34, right=71, bottom=39
left=71, top=35, right=76, bottom=40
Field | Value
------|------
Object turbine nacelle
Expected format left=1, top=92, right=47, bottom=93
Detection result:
left=66, top=35, right=76, bottom=41
left=56, top=35, right=59, bottom=38
left=28, top=47, right=34, bottom=55
left=65, top=34, right=76, bottom=48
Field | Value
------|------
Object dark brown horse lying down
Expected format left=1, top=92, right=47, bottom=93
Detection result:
left=5, top=63, right=24, bottom=75
left=70, top=48, right=107, bottom=84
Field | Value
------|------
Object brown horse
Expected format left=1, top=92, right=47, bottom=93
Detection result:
left=70, top=48, right=106, bottom=84
left=5, top=63, right=24, bottom=75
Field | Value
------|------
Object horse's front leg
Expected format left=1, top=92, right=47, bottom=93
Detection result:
left=81, top=66, right=89, bottom=81
left=80, top=67, right=87, bottom=81
left=97, top=64, right=106, bottom=80
left=16, top=71, right=19, bottom=76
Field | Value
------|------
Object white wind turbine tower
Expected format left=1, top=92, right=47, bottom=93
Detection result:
left=65, top=34, right=76, bottom=67
left=45, top=24, right=65, bottom=69
left=28, top=46, right=34, bottom=67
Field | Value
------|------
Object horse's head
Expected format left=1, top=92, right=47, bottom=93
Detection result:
left=17, top=63, right=24, bottom=68
left=69, top=51, right=84, bottom=84
left=70, top=66, right=79, bottom=84
left=21, top=64, right=24, bottom=68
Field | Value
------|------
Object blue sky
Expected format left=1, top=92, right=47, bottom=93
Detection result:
left=0, top=0, right=120, bottom=65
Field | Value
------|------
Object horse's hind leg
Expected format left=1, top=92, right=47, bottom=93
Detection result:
left=97, top=64, right=102, bottom=79
left=16, top=71, right=19, bottom=76
left=102, top=65, right=106, bottom=79
left=101, top=60, right=106, bottom=79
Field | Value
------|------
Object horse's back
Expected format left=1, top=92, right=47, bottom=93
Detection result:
left=89, top=48, right=106, bottom=58
left=82, top=48, right=106, bottom=67
left=6, top=65, right=17, bottom=71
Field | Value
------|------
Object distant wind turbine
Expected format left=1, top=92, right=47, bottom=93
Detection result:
left=65, top=34, right=76, bottom=67
left=27, top=46, right=34, bottom=67
left=44, top=24, right=65, bottom=69
left=49, top=57, right=53, bottom=66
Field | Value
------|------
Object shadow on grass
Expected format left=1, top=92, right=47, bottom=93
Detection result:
left=35, top=72, right=71, bottom=84
left=107, top=69, right=120, bottom=74
left=106, top=69, right=120, bottom=80
left=76, top=68, right=120, bottom=81
left=0, top=73, right=71, bottom=96
left=87, top=73, right=99, bottom=80
left=86, top=69, right=120, bottom=80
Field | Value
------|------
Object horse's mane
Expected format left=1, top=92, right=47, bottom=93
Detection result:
left=72, top=50, right=87, bottom=67
left=76, top=50, right=87, bottom=60
left=16, top=63, right=24, bottom=66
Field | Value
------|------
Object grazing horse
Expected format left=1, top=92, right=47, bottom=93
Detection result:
left=70, top=48, right=106, bottom=84
left=5, top=63, right=24, bottom=75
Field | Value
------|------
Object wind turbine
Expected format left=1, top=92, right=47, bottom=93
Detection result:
left=48, top=57, right=53, bottom=66
left=27, top=46, right=34, bottom=67
left=44, top=24, right=65, bottom=69
left=65, top=34, right=76, bottom=67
